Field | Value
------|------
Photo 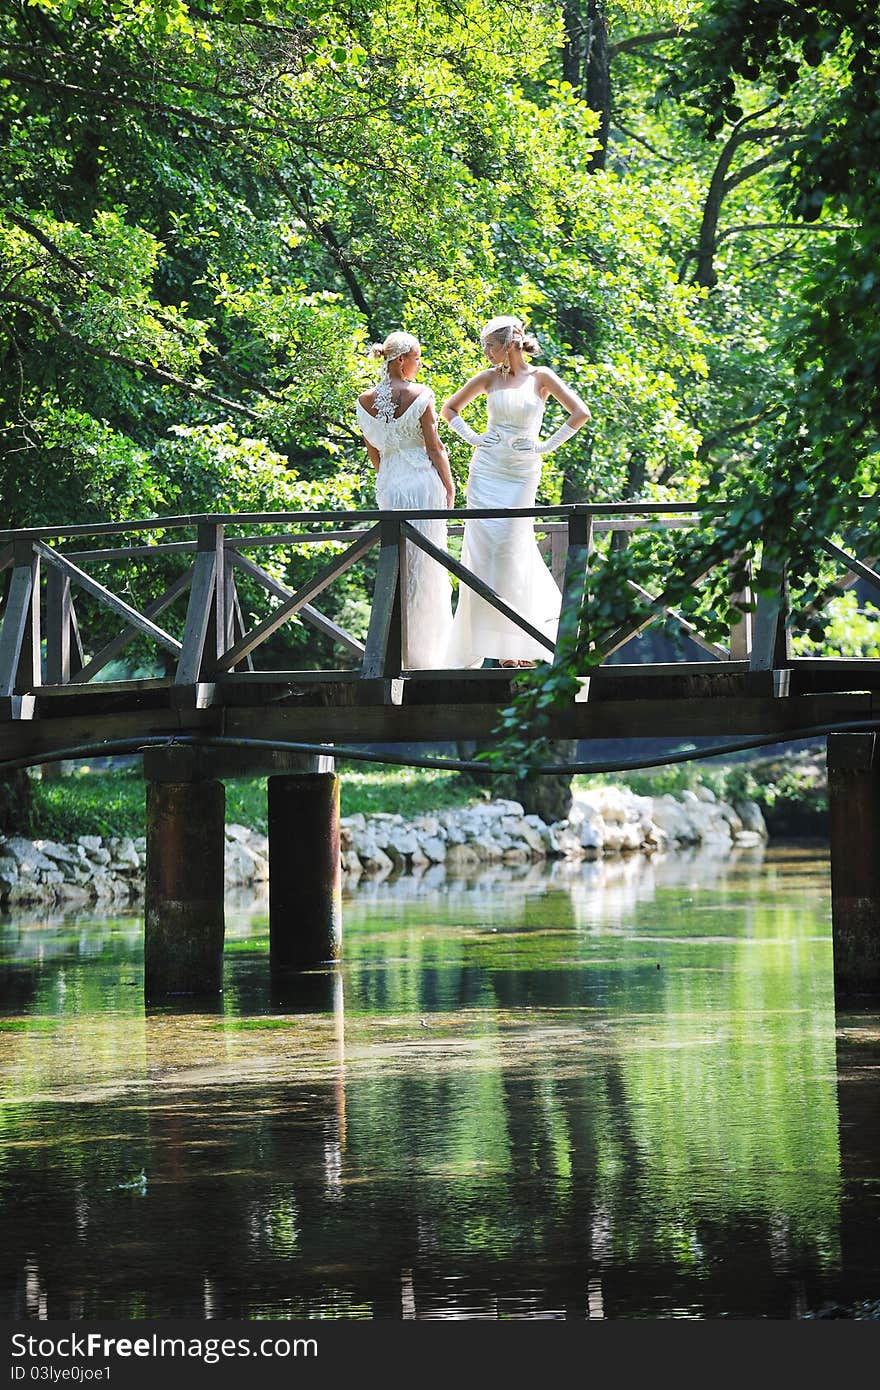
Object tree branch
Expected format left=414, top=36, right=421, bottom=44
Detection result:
left=715, top=220, right=852, bottom=244
left=610, top=119, right=677, bottom=164
left=0, top=293, right=266, bottom=422
left=609, top=29, right=683, bottom=58
left=268, top=170, right=375, bottom=330
left=3, top=210, right=292, bottom=403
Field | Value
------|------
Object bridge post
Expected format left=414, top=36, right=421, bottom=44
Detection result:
left=827, top=732, right=880, bottom=999
left=143, top=747, right=226, bottom=1000
left=268, top=769, right=342, bottom=979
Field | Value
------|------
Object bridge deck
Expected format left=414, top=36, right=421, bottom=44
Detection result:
left=1, top=505, right=878, bottom=767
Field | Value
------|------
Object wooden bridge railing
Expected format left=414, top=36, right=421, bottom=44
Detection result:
left=0, top=502, right=878, bottom=716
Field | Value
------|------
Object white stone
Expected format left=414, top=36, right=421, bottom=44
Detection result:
left=445, top=842, right=480, bottom=871
left=358, top=843, right=395, bottom=875
left=2, top=838, right=59, bottom=877
left=578, top=820, right=604, bottom=851
left=34, top=840, right=81, bottom=865
left=619, top=822, right=644, bottom=853
left=111, top=838, right=140, bottom=870
left=225, top=839, right=261, bottom=887
left=0, top=856, right=19, bottom=888
left=412, top=815, right=441, bottom=837
left=385, top=827, right=419, bottom=859
left=735, top=800, right=768, bottom=838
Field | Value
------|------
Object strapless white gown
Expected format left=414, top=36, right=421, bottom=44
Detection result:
left=445, top=374, right=561, bottom=666
left=356, top=388, right=453, bottom=669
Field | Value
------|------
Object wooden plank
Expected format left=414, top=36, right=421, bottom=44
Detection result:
left=554, top=509, right=592, bottom=666
left=64, top=540, right=198, bottom=562
left=398, top=528, right=410, bottom=672
left=750, top=567, right=791, bottom=671
left=0, top=689, right=873, bottom=765
left=17, top=550, right=41, bottom=695
left=790, top=657, right=880, bottom=670
left=400, top=522, right=556, bottom=655
left=206, top=524, right=226, bottom=673
left=803, top=553, right=878, bottom=621
left=591, top=559, right=718, bottom=663
left=549, top=526, right=568, bottom=589
left=0, top=560, right=36, bottom=698
left=728, top=555, right=753, bottom=662
left=223, top=555, right=255, bottom=673
left=216, top=690, right=875, bottom=744
left=35, top=678, right=172, bottom=697
left=39, top=520, right=705, bottom=565
left=175, top=540, right=219, bottom=687
left=34, top=542, right=182, bottom=656
left=217, top=525, right=380, bottom=672
left=68, top=593, right=84, bottom=679
left=0, top=501, right=720, bottom=546
left=625, top=578, right=728, bottom=660
left=592, top=660, right=750, bottom=676
left=228, top=549, right=365, bottom=658
left=593, top=518, right=697, bottom=532
left=820, top=540, right=880, bottom=595
left=218, top=670, right=362, bottom=684
left=45, top=567, right=72, bottom=685
left=71, top=569, right=192, bottom=683
left=361, top=523, right=401, bottom=680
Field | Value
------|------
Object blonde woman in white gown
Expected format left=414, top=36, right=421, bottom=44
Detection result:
left=356, top=332, right=456, bottom=669
left=441, top=316, right=590, bottom=668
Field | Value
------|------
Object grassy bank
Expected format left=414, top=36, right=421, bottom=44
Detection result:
left=14, top=746, right=828, bottom=844
left=24, top=763, right=485, bottom=842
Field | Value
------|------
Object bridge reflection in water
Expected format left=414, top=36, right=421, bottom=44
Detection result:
left=0, top=846, right=878, bottom=1319
left=1, top=505, right=878, bottom=999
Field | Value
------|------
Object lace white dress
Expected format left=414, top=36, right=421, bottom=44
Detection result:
left=445, top=373, right=561, bottom=666
left=356, top=387, right=453, bottom=669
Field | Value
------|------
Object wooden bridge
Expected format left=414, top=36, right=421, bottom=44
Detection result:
left=1, top=502, right=878, bottom=1000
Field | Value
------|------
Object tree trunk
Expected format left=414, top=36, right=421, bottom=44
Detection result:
left=0, top=771, right=33, bottom=836
left=516, top=742, right=577, bottom=823
left=457, top=739, right=576, bottom=823
left=562, top=2, right=611, bottom=169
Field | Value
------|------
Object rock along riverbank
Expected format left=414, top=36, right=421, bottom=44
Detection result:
left=0, top=783, right=767, bottom=912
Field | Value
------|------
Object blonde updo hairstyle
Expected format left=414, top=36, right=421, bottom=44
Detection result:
left=479, top=315, right=540, bottom=358
left=369, top=331, right=420, bottom=365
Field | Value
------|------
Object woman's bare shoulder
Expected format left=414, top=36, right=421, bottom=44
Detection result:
left=534, top=365, right=563, bottom=387
left=454, top=368, right=493, bottom=396
left=358, top=388, right=377, bottom=408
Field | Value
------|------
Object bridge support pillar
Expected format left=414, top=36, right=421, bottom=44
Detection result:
left=828, top=733, right=880, bottom=999
left=268, top=772, right=342, bottom=979
left=144, top=755, right=226, bottom=1000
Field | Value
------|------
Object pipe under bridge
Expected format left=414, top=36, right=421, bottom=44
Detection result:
left=1, top=503, right=878, bottom=1001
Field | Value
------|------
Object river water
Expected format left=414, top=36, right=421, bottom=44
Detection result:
left=0, top=844, right=878, bottom=1321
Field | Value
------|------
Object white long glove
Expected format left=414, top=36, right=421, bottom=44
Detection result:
left=536, top=422, right=578, bottom=455
left=446, top=412, right=484, bottom=447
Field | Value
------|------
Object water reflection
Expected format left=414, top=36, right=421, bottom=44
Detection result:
left=1, top=847, right=878, bottom=1319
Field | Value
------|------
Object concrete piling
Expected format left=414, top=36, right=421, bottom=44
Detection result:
left=827, top=732, right=880, bottom=999
left=268, top=772, right=342, bottom=978
left=144, top=773, right=226, bottom=999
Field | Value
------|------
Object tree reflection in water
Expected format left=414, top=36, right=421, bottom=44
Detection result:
left=1, top=844, right=878, bottom=1319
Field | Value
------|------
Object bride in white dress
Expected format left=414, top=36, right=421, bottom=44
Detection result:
left=356, top=331, right=456, bottom=669
left=440, top=316, right=590, bottom=668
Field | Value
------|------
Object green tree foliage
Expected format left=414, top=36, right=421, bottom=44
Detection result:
left=0, top=1, right=875, bottom=704
left=0, top=0, right=710, bottom=526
